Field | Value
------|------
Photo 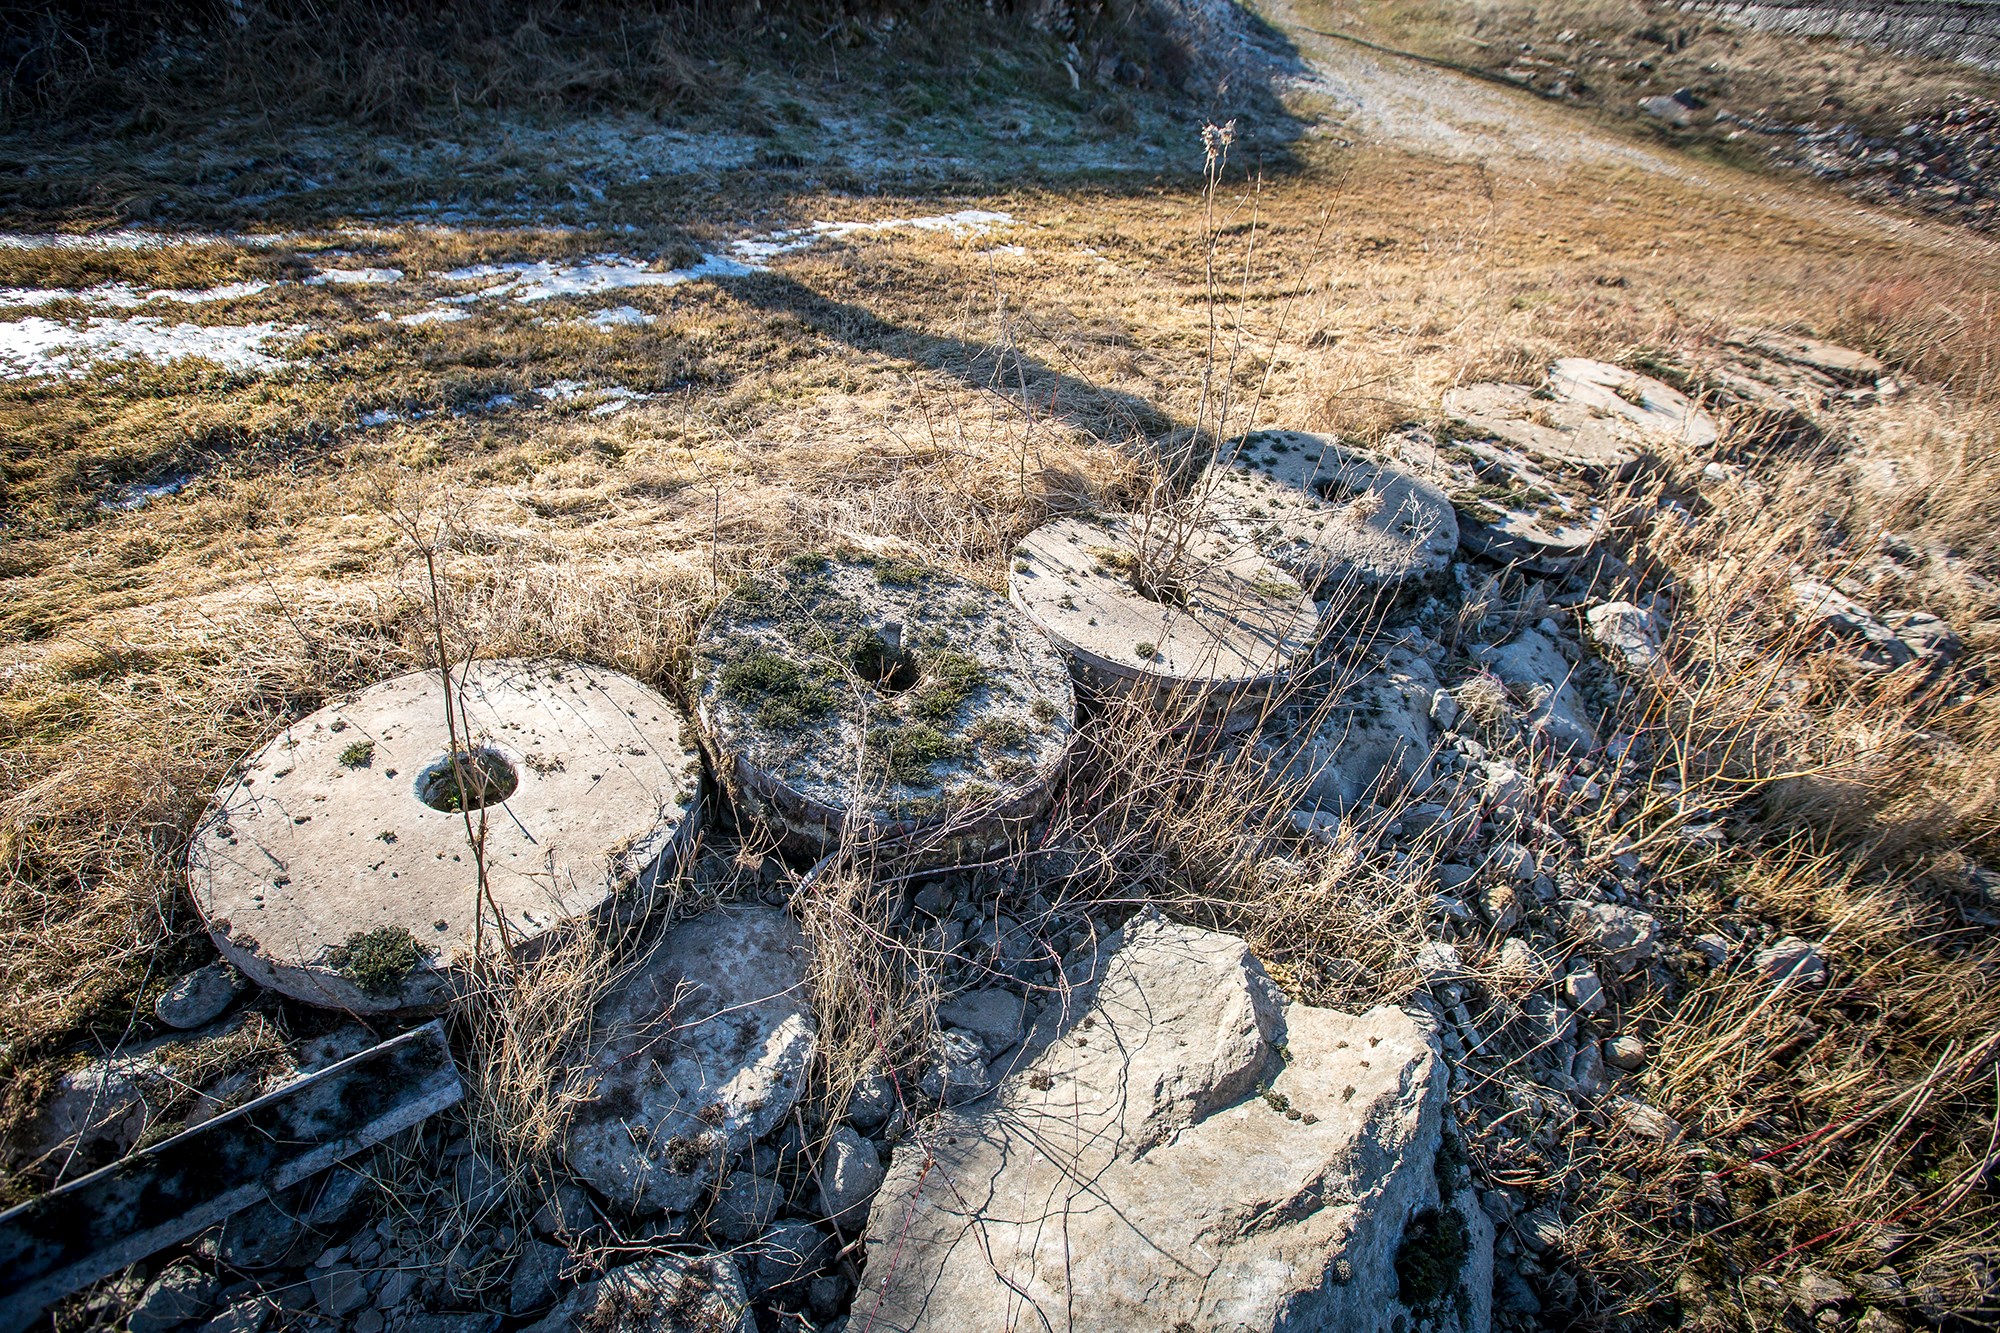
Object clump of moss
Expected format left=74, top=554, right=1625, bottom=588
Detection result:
left=866, top=722, right=964, bottom=785
left=327, top=926, right=429, bottom=995
left=1394, top=1205, right=1472, bottom=1319
left=874, top=558, right=932, bottom=587
left=1030, top=697, right=1062, bottom=725
left=967, top=717, right=1030, bottom=750
left=719, top=651, right=836, bottom=730
left=910, top=649, right=987, bottom=725
left=338, top=739, right=375, bottom=768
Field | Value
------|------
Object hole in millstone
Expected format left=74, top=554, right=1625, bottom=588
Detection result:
left=855, top=624, right=921, bottom=695
left=414, top=747, right=519, bottom=813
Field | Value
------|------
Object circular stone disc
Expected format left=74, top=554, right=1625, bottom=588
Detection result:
left=693, top=554, right=1075, bottom=856
left=192, top=660, right=703, bottom=1014
left=1440, top=382, right=1648, bottom=478
left=1384, top=426, right=1604, bottom=573
left=1548, top=358, right=1720, bottom=450
left=1202, top=430, right=1459, bottom=606
left=1008, top=513, right=1322, bottom=730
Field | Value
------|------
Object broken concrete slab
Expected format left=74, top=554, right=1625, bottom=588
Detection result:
left=565, top=905, right=814, bottom=1217
left=854, top=914, right=1491, bottom=1333
left=193, top=659, right=704, bottom=1014
left=1384, top=426, right=1605, bottom=573
left=1440, top=381, right=1648, bottom=478
left=1548, top=358, right=1720, bottom=451
left=1203, top=430, right=1458, bottom=610
left=1009, top=512, right=1322, bottom=733
left=693, top=553, right=1075, bottom=859
left=0, top=1022, right=461, bottom=1333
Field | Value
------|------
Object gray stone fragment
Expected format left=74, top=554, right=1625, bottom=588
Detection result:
left=1559, top=900, right=1661, bottom=972
left=1756, top=936, right=1828, bottom=988
left=130, top=1263, right=219, bottom=1333
left=520, top=1254, right=754, bottom=1333
left=1476, top=630, right=1598, bottom=757
left=530, top=1183, right=595, bottom=1239
left=749, top=1220, right=834, bottom=1296
left=310, top=1265, right=368, bottom=1318
left=156, top=965, right=249, bottom=1031
left=819, top=1125, right=886, bottom=1227
left=194, top=1294, right=270, bottom=1333
left=1791, top=580, right=1915, bottom=670
left=936, top=989, right=1028, bottom=1055
left=1416, top=942, right=1468, bottom=985
left=1887, top=610, right=1961, bottom=665
left=1586, top=601, right=1664, bottom=673
left=1690, top=933, right=1733, bottom=967
left=918, top=1029, right=993, bottom=1108
left=1603, top=1035, right=1646, bottom=1071
left=507, top=1239, right=567, bottom=1315
left=1283, top=658, right=1439, bottom=809
left=854, top=914, right=1490, bottom=1333
left=1570, top=1037, right=1606, bottom=1094
left=1608, top=1093, right=1681, bottom=1143
left=566, top=905, right=814, bottom=1216
left=210, top=1196, right=303, bottom=1268
left=1561, top=967, right=1606, bottom=1015
left=708, top=1171, right=781, bottom=1243
left=845, top=1073, right=897, bottom=1132
left=1795, top=1268, right=1850, bottom=1313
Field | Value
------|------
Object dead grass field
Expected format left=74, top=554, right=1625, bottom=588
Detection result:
left=2, top=1, right=1999, bottom=1328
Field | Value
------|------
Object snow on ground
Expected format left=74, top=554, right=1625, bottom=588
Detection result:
left=437, top=253, right=756, bottom=302
left=731, top=209, right=1014, bottom=260
left=0, top=315, right=302, bottom=377
left=305, top=267, right=403, bottom=285
left=0, top=281, right=272, bottom=309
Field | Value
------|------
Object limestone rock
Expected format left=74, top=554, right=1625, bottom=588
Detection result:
left=520, top=1254, right=755, bottom=1333
left=130, top=1262, right=219, bottom=1333
left=1791, top=580, right=1917, bottom=671
left=935, top=989, right=1027, bottom=1056
left=1548, top=358, right=1719, bottom=450
left=1474, top=630, right=1599, bottom=757
left=749, top=1220, right=834, bottom=1296
left=708, top=1170, right=782, bottom=1243
left=1603, top=1035, right=1646, bottom=1071
left=1559, top=900, right=1661, bottom=973
left=1586, top=602, right=1664, bottom=673
left=155, top=963, right=249, bottom=1030
left=917, top=1028, right=993, bottom=1108
left=854, top=914, right=1491, bottom=1333
left=1279, top=657, right=1440, bottom=809
left=567, top=906, right=814, bottom=1215
left=1756, top=936, right=1828, bottom=989
left=819, top=1125, right=886, bottom=1226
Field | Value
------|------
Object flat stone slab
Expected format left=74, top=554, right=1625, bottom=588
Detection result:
left=566, top=905, right=814, bottom=1217
left=193, top=660, right=703, bottom=1013
left=1548, top=358, right=1720, bottom=450
left=1203, top=430, right=1458, bottom=608
left=1008, top=513, right=1322, bottom=731
left=693, top=553, right=1074, bottom=856
left=1736, top=331, right=1887, bottom=387
left=1384, top=426, right=1604, bottom=573
left=853, top=915, right=1491, bottom=1333
left=1440, top=381, right=1648, bottom=477
left=0, top=1022, right=460, bottom=1333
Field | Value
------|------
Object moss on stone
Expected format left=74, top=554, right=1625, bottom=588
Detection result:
left=865, top=721, right=964, bottom=785
left=327, top=925, right=429, bottom=995
left=718, top=650, right=837, bottom=731
left=1394, top=1204, right=1472, bottom=1322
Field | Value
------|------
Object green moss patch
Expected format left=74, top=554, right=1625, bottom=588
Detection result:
left=326, top=926, right=430, bottom=995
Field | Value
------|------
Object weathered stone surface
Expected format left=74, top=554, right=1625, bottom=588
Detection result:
left=193, top=660, right=703, bottom=1013
left=1384, top=426, right=1604, bottom=572
left=694, top=555, right=1074, bottom=858
left=917, top=1029, right=994, bottom=1108
left=1010, top=513, right=1322, bottom=732
left=129, top=1262, right=218, bottom=1333
left=819, top=1125, right=886, bottom=1227
left=854, top=914, right=1491, bottom=1333
left=934, top=989, right=1027, bottom=1056
left=1560, top=900, right=1662, bottom=973
left=1441, top=381, right=1648, bottom=477
left=507, top=1238, right=567, bottom=1315
left=1548, top=358, right=1720, bottom=450
left=1756, top=936, right=1829, bottom=989
left=749, top=1220, right=834, bottom=1296
left=520, top=1254, right=755, bottom=1333
left=1204, top=431, right=1459, bottom=606
left=1791, top=580, right=1916, bottom=670
left=1586, top=601, right=1664, bottom=673
left=708, top=1171, right=782, bottom=1243
left=1603, top=1035, right=1647, bottom=1072
left=155, top=964, right=249, bottom=1031
left=1277, top=656, right=1439, bottom=810
left=1739, top=331, right=1886, bottom=387
left=1475, top=630, right=1598, bottom=756
left=566, top=906, right=814, bottom=1216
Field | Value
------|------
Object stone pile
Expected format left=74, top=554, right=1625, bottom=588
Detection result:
left=27, top=341, right=1972, bottom=1333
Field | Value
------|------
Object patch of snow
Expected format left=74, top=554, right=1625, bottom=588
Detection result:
left=0, top=315, right=301, bottom=377
left=587, top=305, right=656, bottom=329
left=0, top=281, right=270, bottom=309
left=392, top=307, right=472, bottom=326
left=0, top=230, right=301, bottom=251
left=306, top=267, right=403, bottom=285
left=105, top=475, right=192, bottom=510
left=731, top=210, right=1015, bottom=260
left=439, top=253, right=753, bottom=303
left=358, top=408, right=401, bottom=427
left=535, top=381, right=652, bottom=413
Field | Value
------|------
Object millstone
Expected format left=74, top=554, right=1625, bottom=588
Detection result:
left=1440, top=381, right=1648, bottom=478
left=192, top=660, right=703, bottom=1014
left=1548, top=358, right=1720, bottom=450
left=1201, top=429, right=1458, bottom=611
left=692, top=553, right=1074, bottom=856
left=1384, top=426, right=1604, bottom=573
left=1007, top=513, right=1322, bottom=731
